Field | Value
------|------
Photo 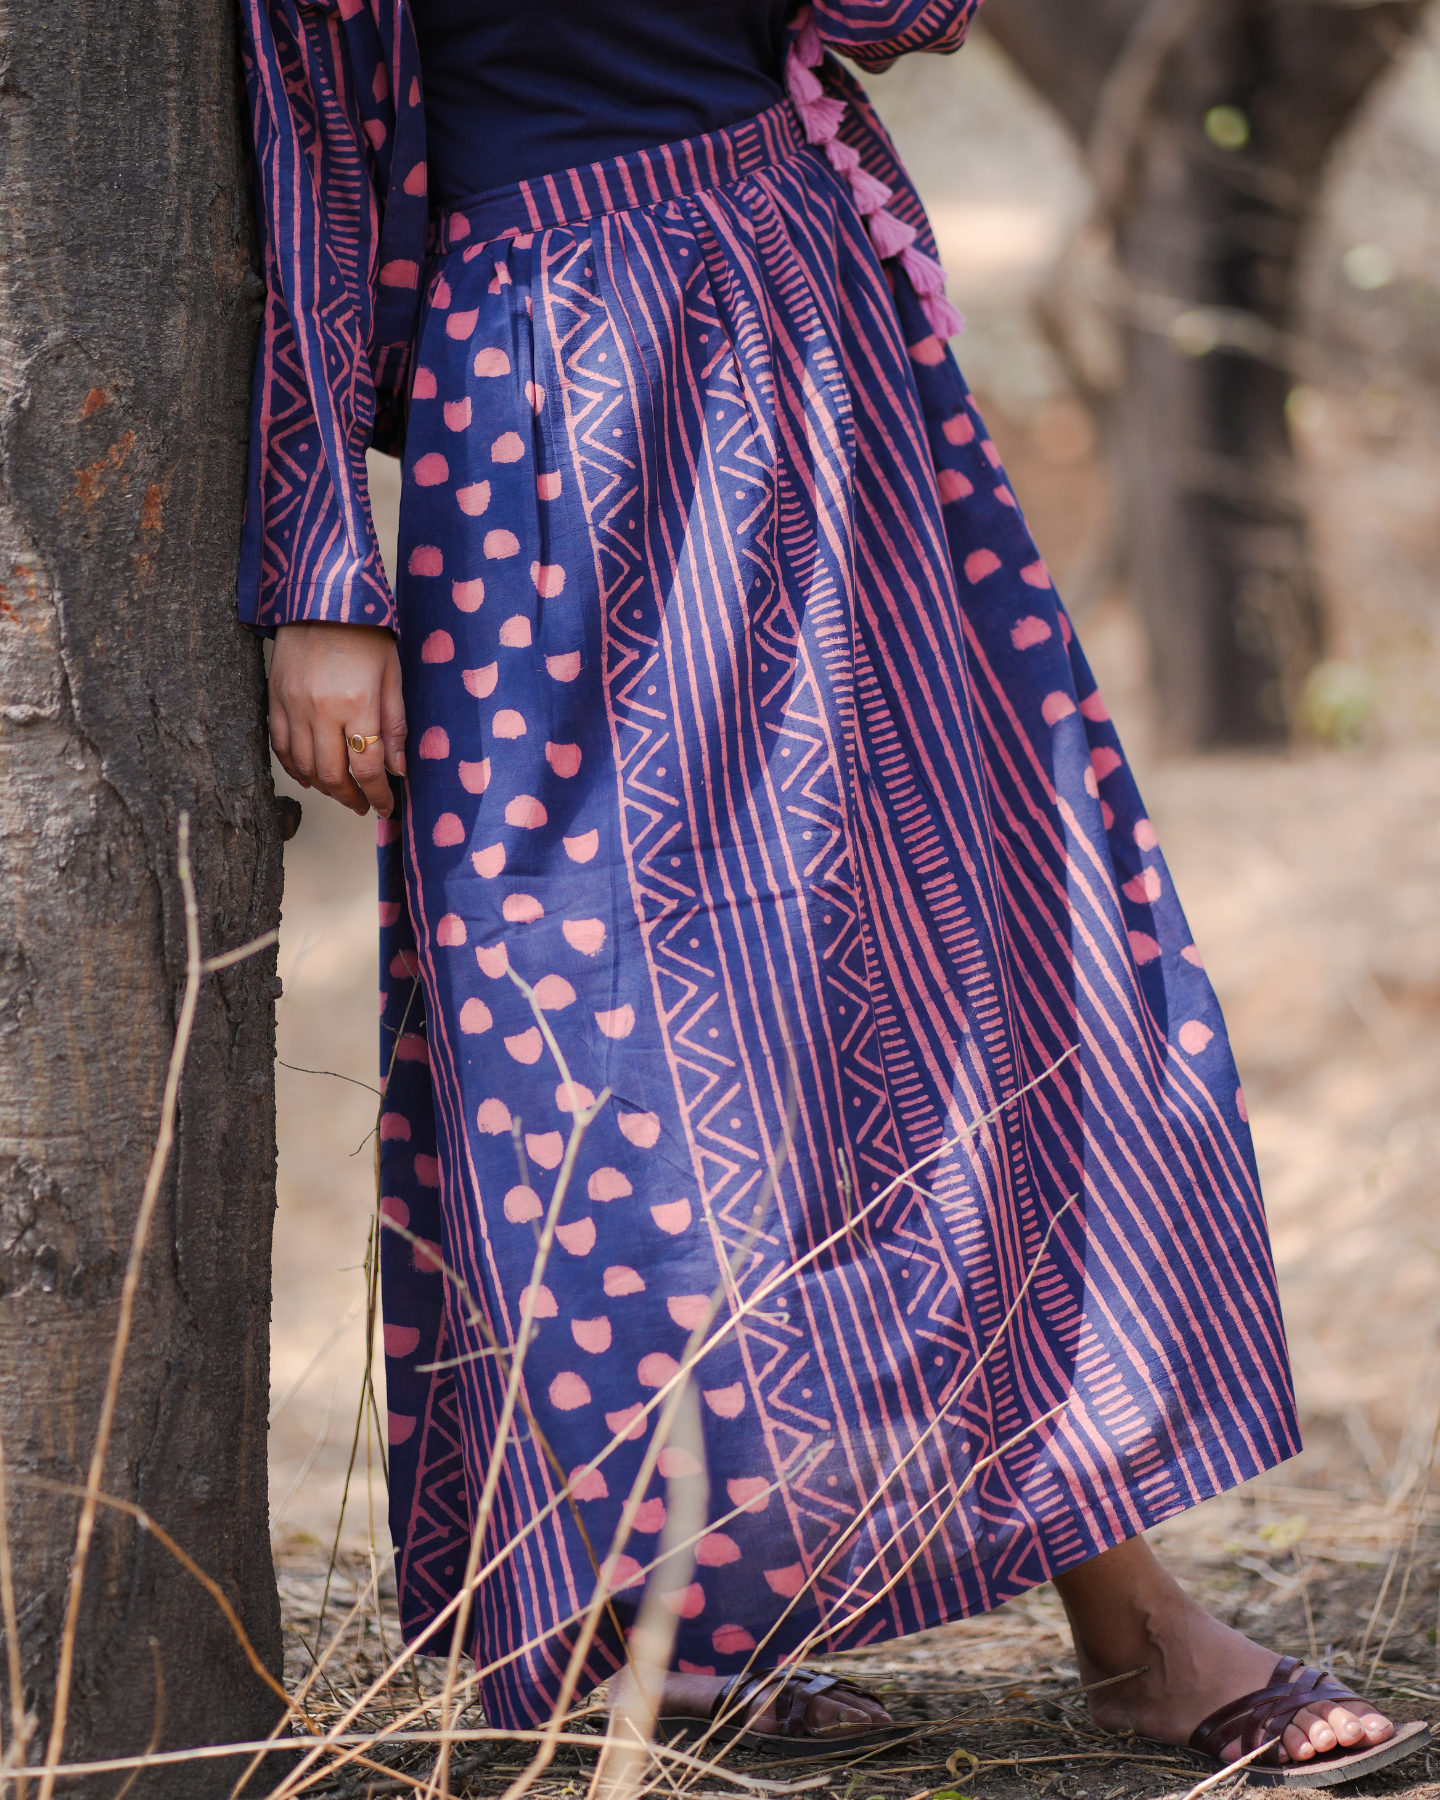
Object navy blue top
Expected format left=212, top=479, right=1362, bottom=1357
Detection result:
left=412, top=1, right=791, bottom=203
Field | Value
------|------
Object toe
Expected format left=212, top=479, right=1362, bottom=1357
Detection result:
left=824, top=1702, right=868, bottom=1729
left=1361, top=1710, right=1394, bottom=1744
left=1283, top=1721, right=1317, bottom=1761
left=1301, top=1707, right=1339, bottom=1754
left=1325, top=1704, right=1365, bottom=1747
left=809, top=1695, right=892, bottom=1736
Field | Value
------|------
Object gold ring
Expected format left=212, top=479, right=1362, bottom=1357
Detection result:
left=348, top=732, right=381, bottom=754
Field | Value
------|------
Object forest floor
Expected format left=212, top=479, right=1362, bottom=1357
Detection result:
left=274, top=1473, right=1440, bottom=1799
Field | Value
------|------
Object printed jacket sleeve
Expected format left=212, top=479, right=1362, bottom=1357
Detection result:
left=810, top=0, right=980, bottom=68
left=237, top=0, right=426, bottom=633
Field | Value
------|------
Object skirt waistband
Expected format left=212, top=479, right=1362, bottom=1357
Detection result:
left=434, top=100, right=807, bottom=252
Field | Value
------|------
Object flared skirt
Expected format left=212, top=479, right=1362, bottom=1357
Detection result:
left=375, top=99, right=1299, bottom=1729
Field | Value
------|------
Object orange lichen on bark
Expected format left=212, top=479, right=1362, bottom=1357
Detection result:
left=133, top=482, right=167, bottom=579
left=74, top=432, right=136, bottom=510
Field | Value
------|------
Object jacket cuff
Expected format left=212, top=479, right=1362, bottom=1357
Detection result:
left=237, top=540, right=397, bottom=636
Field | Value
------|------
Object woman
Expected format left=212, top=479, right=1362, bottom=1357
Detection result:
left=243, top=0, right=1423, bottom=1780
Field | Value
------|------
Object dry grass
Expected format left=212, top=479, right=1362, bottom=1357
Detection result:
left=258, top=957, right=1440, bottom=1800
left=252, top=979, right=1093, bottom=1800
left=261, top=1469, right=1440, bottom=1800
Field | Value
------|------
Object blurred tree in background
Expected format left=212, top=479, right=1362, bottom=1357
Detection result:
left=983, top=0, right=1424, bottom=747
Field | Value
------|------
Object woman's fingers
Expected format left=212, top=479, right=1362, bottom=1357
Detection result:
left=268, top=695, right=292, bottom=767
left=347, top=732, right=395, bottom=817
left=268, top=621, right=401, bottom=818
left=380, top=642, right=408, bottom=779
left=268, top=695, right=311, bottom=789
left=281, top=718, right=317, bottom=791
left=313, top=722, right=368, bottom=814
left=348, top=634, right=404, bottom=815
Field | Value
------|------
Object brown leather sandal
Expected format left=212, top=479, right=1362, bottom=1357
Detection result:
left=655, top=1664, right=908, bottom=1759
left=1188, top=1654, right=1430, bottom=1788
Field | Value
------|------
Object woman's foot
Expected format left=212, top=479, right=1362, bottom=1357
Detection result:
left=1054, top=1536, right=1394, bottom=1767
left=611, top=1669, right=894, bottom=1741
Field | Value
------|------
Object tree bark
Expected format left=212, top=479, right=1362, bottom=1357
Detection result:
left=982, top=0, right=1420, bottom=746
left=0, top=3, right=287, bottom=1793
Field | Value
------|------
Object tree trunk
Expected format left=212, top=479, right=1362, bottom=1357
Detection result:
left=0, top=4, right=287, bottom=1793
left=982, top=0, right=1420, bottom=747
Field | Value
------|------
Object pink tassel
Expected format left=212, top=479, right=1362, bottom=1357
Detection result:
left=786, top=11, right=847, bottom=147
left=824, top=137, right=861, bottom=176
left=795, top=93, right=847, bottom=144
left=921, top=291, right=966, bottom=338
left=868, top=208, right=917, bottom=260
left=899, top=244, right=965, bottom=336
left=900, top=243, right=945, bottom=296
left=848, top=167, right=893, bottom=214
left=786, top=57, right=824, bottom=104
left=788, top=0, right=958, bottom=337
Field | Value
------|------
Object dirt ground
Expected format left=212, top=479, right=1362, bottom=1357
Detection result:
left=276, top=1489, right=1440, bottom=1798
left=265, top=21, right=1440, bottom=1796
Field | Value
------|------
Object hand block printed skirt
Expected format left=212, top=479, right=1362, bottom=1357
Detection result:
left=376, top=99, right=1299, bottom=1729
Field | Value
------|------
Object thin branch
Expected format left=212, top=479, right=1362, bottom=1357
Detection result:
left=271, top=1373, right=341, bottom=1533
left=8, top=1728, right=839, bottom=1789
left=269, top=1293, right=365, bottom=1426
left=276, top=1061, right=382, bottom=1099
left=1174, top=1735, right=1282, bottom=1800
left=1086, top=0, right=1208, bottom=215
left=203, top=927, right=281, bottom=974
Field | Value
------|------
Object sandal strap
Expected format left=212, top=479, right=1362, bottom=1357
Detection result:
left=1189, top=1656, right=1367, bottom=1763
left=710, top=1664, right=882, bottom=1740
left=710, top=1668, right=778, bottom=1728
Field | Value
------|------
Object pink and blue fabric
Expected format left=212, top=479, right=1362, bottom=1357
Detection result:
left=241, top=0, right=1300, bottom=1732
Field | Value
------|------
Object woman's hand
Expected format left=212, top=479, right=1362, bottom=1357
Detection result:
left=268, top=622, right=407, bottom=818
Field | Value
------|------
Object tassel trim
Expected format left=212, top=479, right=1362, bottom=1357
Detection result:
left=787, top=58, right=824, bottom=104
left=920, top=291, right=966, bottom=338
left=899, top=243, right=945, bottom=296
left=794, top=93, right=848, bottom=145
left=868, top=208, right=917, bottom=259
left=823, top=137, right=861, bottom=176
left=848, top=167, right=893, bottom=215
left=784, top=6, right=962, bottom=337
